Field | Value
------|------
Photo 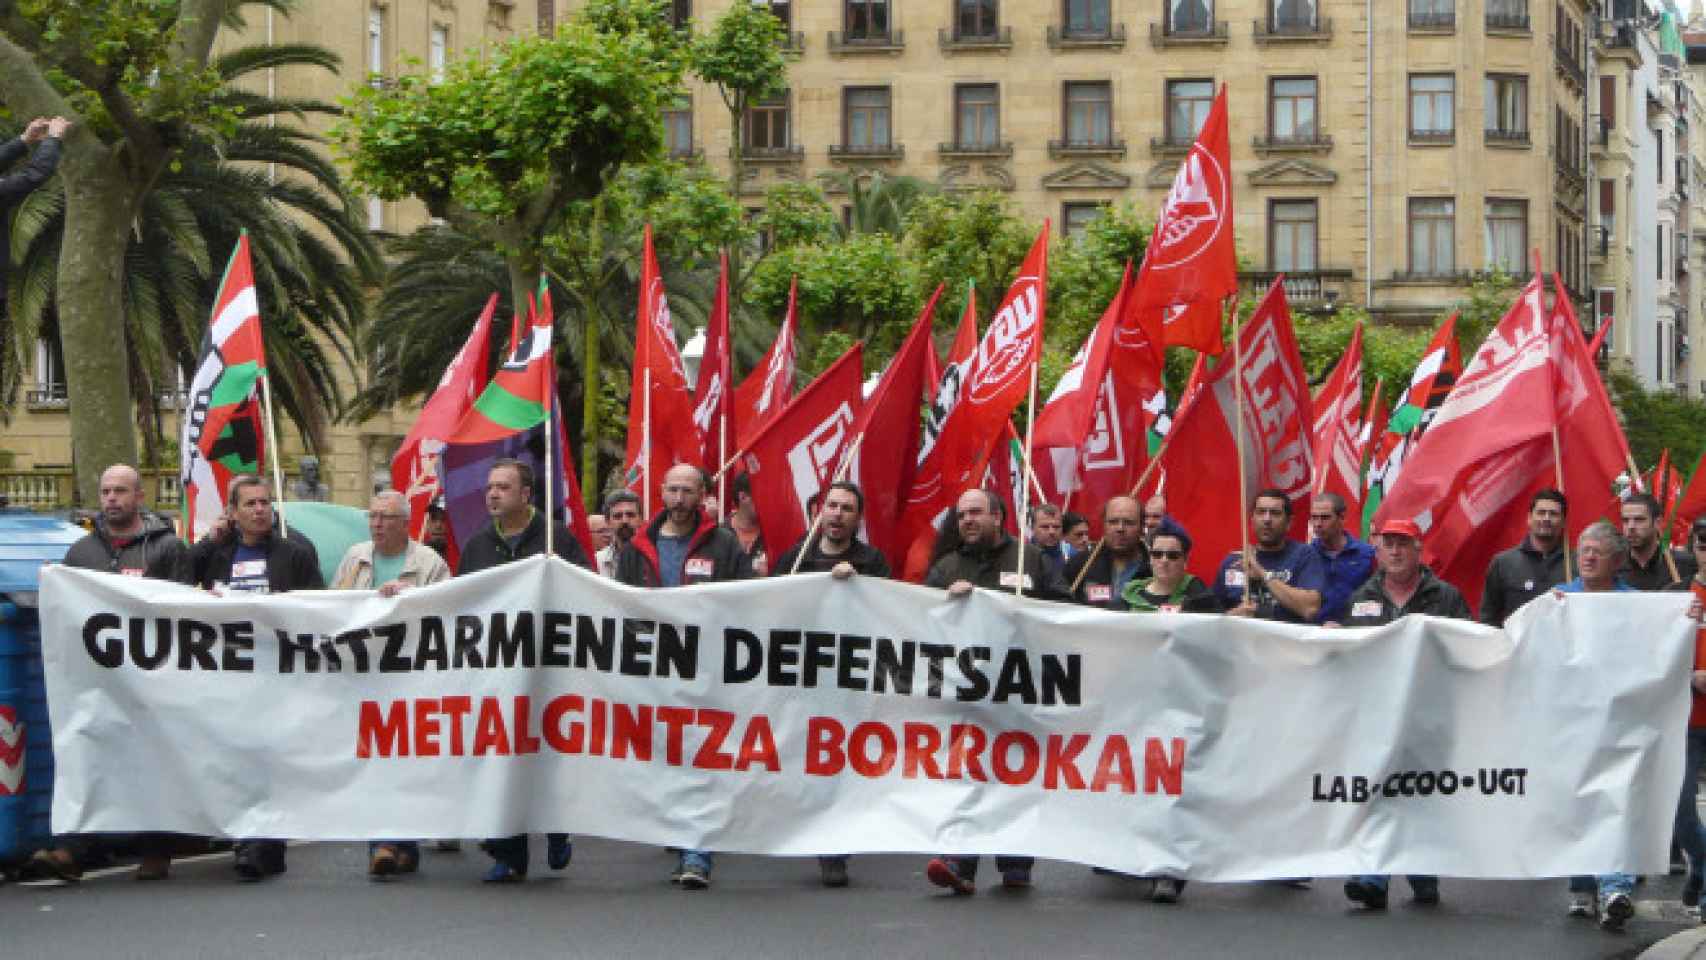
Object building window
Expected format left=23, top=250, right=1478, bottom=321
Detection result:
left=744, top=92, right=790, bottom=151
left=1065, top=0, right=1112, bottom=35
left=670, top=0, right=691, bottom=29
left=955, top=84, right=1000, bottom=149
left=367, top=196, right=385, bottom=232
left=1166, top=0, right=1215, bottom=34
left=844, top=87, right=892, bottom=149
left=1408, top=74, right=1454, bottom=140
left=663, top=94, right=694, bottom=157
left=33, top=338, right=65, bottom=400
left=768, top=0, right=793, bottom=30
left=1270, top=0, right=1320, bottom=29
left=1408, top=198, right=1455, bottom=274
left=957, top=0, right=1000, bottom=39
left=1659, top=225, right=1665, bottom=280
left=1408, top=0, right=1453, bottom=28
left=1166, top=79, right=1215, bottom=144
left=1486, top=0, right=1526, bottom=28
left=1484, top=199, right=1527, bottom=272
left=367, top=6, right=385, bottom=80
left=429, top=25, right=448, bottom=83
left=1065, top=81, right=1113, bottom=147
left=1269, top=77, right=1318, bottom=141
left=1483, top=74, right=1527, bottom=141
left=1269, top=199, right=1318, bottom=271
left=1063, top=201, right=1109, bottom=238
left=846, top=0, right=890, bottom=40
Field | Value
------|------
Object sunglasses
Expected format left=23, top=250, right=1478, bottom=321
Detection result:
left=1151, top=549, right=1186, bottom=560
left=1694, top=537, right=1706, bottom=549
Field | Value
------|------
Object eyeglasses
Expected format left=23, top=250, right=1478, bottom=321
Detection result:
left=1151, top=549, right=1185, bottom=560
left=1694, top=537, right=1706, bottom=550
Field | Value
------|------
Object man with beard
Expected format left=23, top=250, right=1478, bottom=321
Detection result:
left=597, top=490, right=642, bottom=577
left=1621, top=492, right=1695, bottom=590
left=1063, top=496, right=1151, bottom=609
left=457, top=459, right=589, bottom=884
left=922, top=487, right=1066, bottom=895
left=1215, top=489, right=1326, bottom=624
left=1310, top=492, right=1376, bottom=625
left=615, top=463, right=753, bottom=889
left=771, top=481, right=890, bottom=888
left=32, top=464, right=185, bottom=883
left=1480, top=489, right=1571, bottom=628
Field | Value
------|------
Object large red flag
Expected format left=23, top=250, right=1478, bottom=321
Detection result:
left=734, top=276, right=799, bottom=449
left=392, top=294, right=497, bottom=544
left=846, top=286, right=942, bottom=571
left=693, top=251, right=733, bottom=471
left=1160, top=279, right=1314, bottom=579
left=623, top=225, right=698, bottom=513
left=983, top=422, right=1025, bottom=536
left=1310, top=322, right=1365, bottom=516
left=1549, top=277, right=1631, bottom=540
left=1354, top=386, right=1389, bottom=537
left=1128, top=85, right=1236, bottom=356
left=1673, top=451, right=1706, bottom=540
left=1644, top=450, right=1683, bottom=527
left=742, top=344, right=864, bottom=560
left=536, top=285, right=597, bottom=562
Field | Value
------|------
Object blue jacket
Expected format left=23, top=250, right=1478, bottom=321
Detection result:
left=1312, top=535, right=1376, bottom=624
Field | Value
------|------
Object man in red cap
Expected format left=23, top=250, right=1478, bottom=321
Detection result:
left=1336, top=516, right=1471, bottom=910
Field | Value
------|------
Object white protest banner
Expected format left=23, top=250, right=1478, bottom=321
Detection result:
left=40, top=558, right=1691, bottom=881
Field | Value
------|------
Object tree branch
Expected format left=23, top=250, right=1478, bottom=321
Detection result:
left=0, top=33, right=76, bottom=123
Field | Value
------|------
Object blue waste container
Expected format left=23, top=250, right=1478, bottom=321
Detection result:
left=0, top=513, right=87, bottom=867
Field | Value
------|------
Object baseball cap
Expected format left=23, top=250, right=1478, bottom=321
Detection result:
left=1375, top=518, right=1422, bottom=540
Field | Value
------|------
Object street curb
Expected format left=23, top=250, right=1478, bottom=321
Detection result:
left=1642, top=926, right=1706, bottom=960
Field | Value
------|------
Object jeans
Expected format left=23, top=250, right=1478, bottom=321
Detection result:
left=1678, top=727, right=1706, bottom=903
left=482, top=834, right=566, bottom=874
left=1569, top=873, right=1635, bottom=899
left=942, top=854, right=1033, bottom=880
left=1352, top=873, right=1438, bottom=897
left=680, top=848, right=714, bottom=874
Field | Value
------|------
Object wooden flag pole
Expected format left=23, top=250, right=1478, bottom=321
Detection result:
left=1552, top=422, right=1571, bottom=576
left=642, top=368, right=653, bottom=518
left=258, top=370, right=289, bottom=539
left=1014, top=361, right=1041, bottom=596
left=788, top=434, right=866, bottom=576
left=717, top=402, right=728, bottom=520
left=1067, top=402, right=1186, bottom=594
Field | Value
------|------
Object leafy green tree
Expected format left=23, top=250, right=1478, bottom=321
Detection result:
left=756, top=181, right=838, bottom=251
left=745, top=233, right=920, bottom=377
left=1610, top=369, right=1706, bottom=474
left=900, top=191, right=1034, bottom=338
left=0, top=0, right=379, bottom=497
left=689, top=0, right=785, bottom=203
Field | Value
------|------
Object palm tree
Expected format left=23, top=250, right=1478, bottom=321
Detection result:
left=816, top=170, right=936, bottom=238
left=3, top=35, right=381, bottom=466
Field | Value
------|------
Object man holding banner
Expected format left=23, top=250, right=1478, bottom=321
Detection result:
left=615, top=462, right=753, bottom=889
left=459, top=458, right=588, bottom=883
left=1216, top=490, right=1325, bottom=625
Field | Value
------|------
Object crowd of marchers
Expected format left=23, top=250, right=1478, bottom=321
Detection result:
left=19, top=458, right=1706, bottom=937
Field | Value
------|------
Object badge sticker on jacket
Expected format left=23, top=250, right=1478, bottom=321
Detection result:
left=1351, top=600, right=1384, bottom=618
left=1225, top=569, right=1246, bottom=588
left=998, top=572, right=1033, bottom=589
left=1087, top=584, right=1111, bottom=603
left=685, top=558, right=714, bottom=578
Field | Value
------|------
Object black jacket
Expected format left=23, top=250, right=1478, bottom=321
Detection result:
left=1623, top=546, right=1697, bottom=591
left=1479, top=537, right=1570, bottom=627
left=1344, top=569, right=1472, bottom=626
left=925, top=532, right=1069, bottom=601
left=63, top=512, right=185, bottom=579
left=615, top=508, right=751, bottom=587
left=772, top=536, right=892, bottom=577
left=457, top=509, right=589, bottom=575
left=0, top=136, right=61, bottom=307
left=1062, top=543, right=1151, bottom=610
left=179, top=529, right=324, bottom=593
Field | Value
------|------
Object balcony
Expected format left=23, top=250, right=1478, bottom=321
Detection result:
left=1050, top=138, right=1127, bottom=160
left=1554, top=45, right=1586, bottom=90
left=827, top=29, right=905, bottom=54
left=1407, top=128, right=1455, bottom=146
left=779, top=30, right=805, bottom=54
left=1484, top=9, right=1530, bottom=33
left=1047, top=23, right=1127, bottom=49
left=1238, top=269, right=1354, bottom=308
left=939, top=26, right=1013, bottom=51
left=1148, top=20, right=1229, bottom=47
left=739, top=143, right=804, bottom=163
left=1384, top=269, right=1476, bottom=285
left=1252, top=132, right=1333, bottom=153
left=0, top=468, right=181, bottom=511
left=1148, top=135, right=1194, bottom=157
left=1591, top=225, right=1610, bottom=260
left=1407, top=10, right=1455, bottom=32
left=1590, top=115, right=1610, bottom=147
left=1252, top=15, right=1332, bottom=42
left=828, top=142, right=905, bottom=162
left=1484, top=127, right=1531, bottom=147
left=23, top=386, right=67, bottom=410
left=937, top=140, right=1014, bottom=159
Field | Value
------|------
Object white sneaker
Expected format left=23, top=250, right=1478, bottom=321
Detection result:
left=1567, top=892, right=1594, bottom=918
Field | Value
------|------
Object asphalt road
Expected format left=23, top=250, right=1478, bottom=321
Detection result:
left=0, top=838, right=1697, bottom=959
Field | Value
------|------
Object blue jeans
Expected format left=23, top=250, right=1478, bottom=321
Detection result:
left=680, top=848, right=714, bottom=874
left=1678, top=727, right=1706, bottom=903
left=942, top=854, right=1033, bottom=879
left=481, top=834, right=565, bottom=873
left=1352, top=873, right=1438, bottom=896
left=1569, top=873, right=1635, bottom=898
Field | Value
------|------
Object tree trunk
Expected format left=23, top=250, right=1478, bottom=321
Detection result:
left=580, top=304, right=601, bottom=511
left=57, top=151, right=140, bottom=504
left=506, top=252, right=540, bottom=320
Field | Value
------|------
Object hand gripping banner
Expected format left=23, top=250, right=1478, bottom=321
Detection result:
left=40, top=559, right=1691, bottom=881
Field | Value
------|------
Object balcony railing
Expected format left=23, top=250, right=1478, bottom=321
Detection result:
left=1047, top=23, right=1127, bottom=48
left=1149, top=134, right=1195, bottom=154
left=1484, top=9, right=1530, bottom=31
left=937, top=140, right=1014, bottom=157
left=939, top=26, right=1013, bottom=49
left=779, top=30, right=805, bottom=53
left=827, top=29, right=905, bottom=52
left=1149, top=20, right=1229, bottom=45
left=1252, top=15, right=1331, bottom=40
left=1237, top=269, right=1355, bottom=306
left=1408, top=128, right=1455, bottom=145
left=1591, top=225, right=1610, bottom=258
left=740, top=143, right=804, bottom=161
left=1050, top=138, right=1127, bottom=159
left=1484, top=127, right=1531, bottom=146
left=0, top=469, right=181, bottom=511
left=1407, top=9, right=1455, bottom=30
left=24, top=386, right=68, bottom=409
left=1253, top=132, right=1333, bottom=151
left=1555, top=45, right=1586, bottom=88
left=828, top=142, right=905, bottom=160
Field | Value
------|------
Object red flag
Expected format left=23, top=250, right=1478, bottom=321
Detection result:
left=742, top=344, right=864, bottom=560
left=445, top=306, right=553, bottom=445
left=1354, top=386, right=1389, bottom=537
left=947, top=286, right=979, bottom=364
left=1673, top=451, right=1706, bottom=541
left=1129, top=86, right=1236, bottom=356
left=392, top=294, right=497, bottom=547
left=1310, top=322, right=1365, bottom=517
left=846, top=286, right=942, bottom=571
left=536, top=286, right=597, bottom=562
left=1644, top=450, right=1683, bottom=529
left=693, top=251, right=733, bottom=470
left=1588, top=316, right=1614, bottom=358
left=623, top=225, right=699, bottom=512
left=898, top=225, right=1049, bottom=577
left=983, top=422, right=1025, bottom=536
left=1550, top=278, right=1631, bottom=542
left=734, top=276, right=799, bottom=449
left=1160, top=279, right=1314, bottom=579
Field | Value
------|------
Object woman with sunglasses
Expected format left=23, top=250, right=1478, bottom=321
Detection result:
left=1121, top=524, right=1220, bottom=615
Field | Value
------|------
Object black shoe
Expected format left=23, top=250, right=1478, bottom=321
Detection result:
left=234, top=846, right=264, bottom=882
left=820, top=859, right=849, bottom=888
left=1685, top=876, right=1703, bottom=909
left=1344, top=878, right=1388, bottom=909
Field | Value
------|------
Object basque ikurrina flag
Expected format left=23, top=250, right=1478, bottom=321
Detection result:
left=181, top=233, right=269, bottom=540
left=446, top=283, right=554, bottom=445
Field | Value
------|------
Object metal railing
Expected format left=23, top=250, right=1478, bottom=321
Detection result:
left=828, top=29, right=905, bottom=50
left=1407, top=10, right=1455, bottom=29
left=1253, top=15, right=1331, bottom=37
left=1048, top=23, right=1127, bottom=46
left=1253, top=132, right=1333, bottom=149
left=1484, top=127, right=1531, bottom=145
left=939, top=25, right=1012, bottom=48
left=828, top=142, right=905, bottom=158
left=1484, top=9, right=1530, bottom=30
left=1238, top=269, right=1354, bottom=305
left=937, top=140, right=1014, bottom=156
left=1051, top=137, right=1127, bottom=158
left=1150, top=20, right=1229, bottom=41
